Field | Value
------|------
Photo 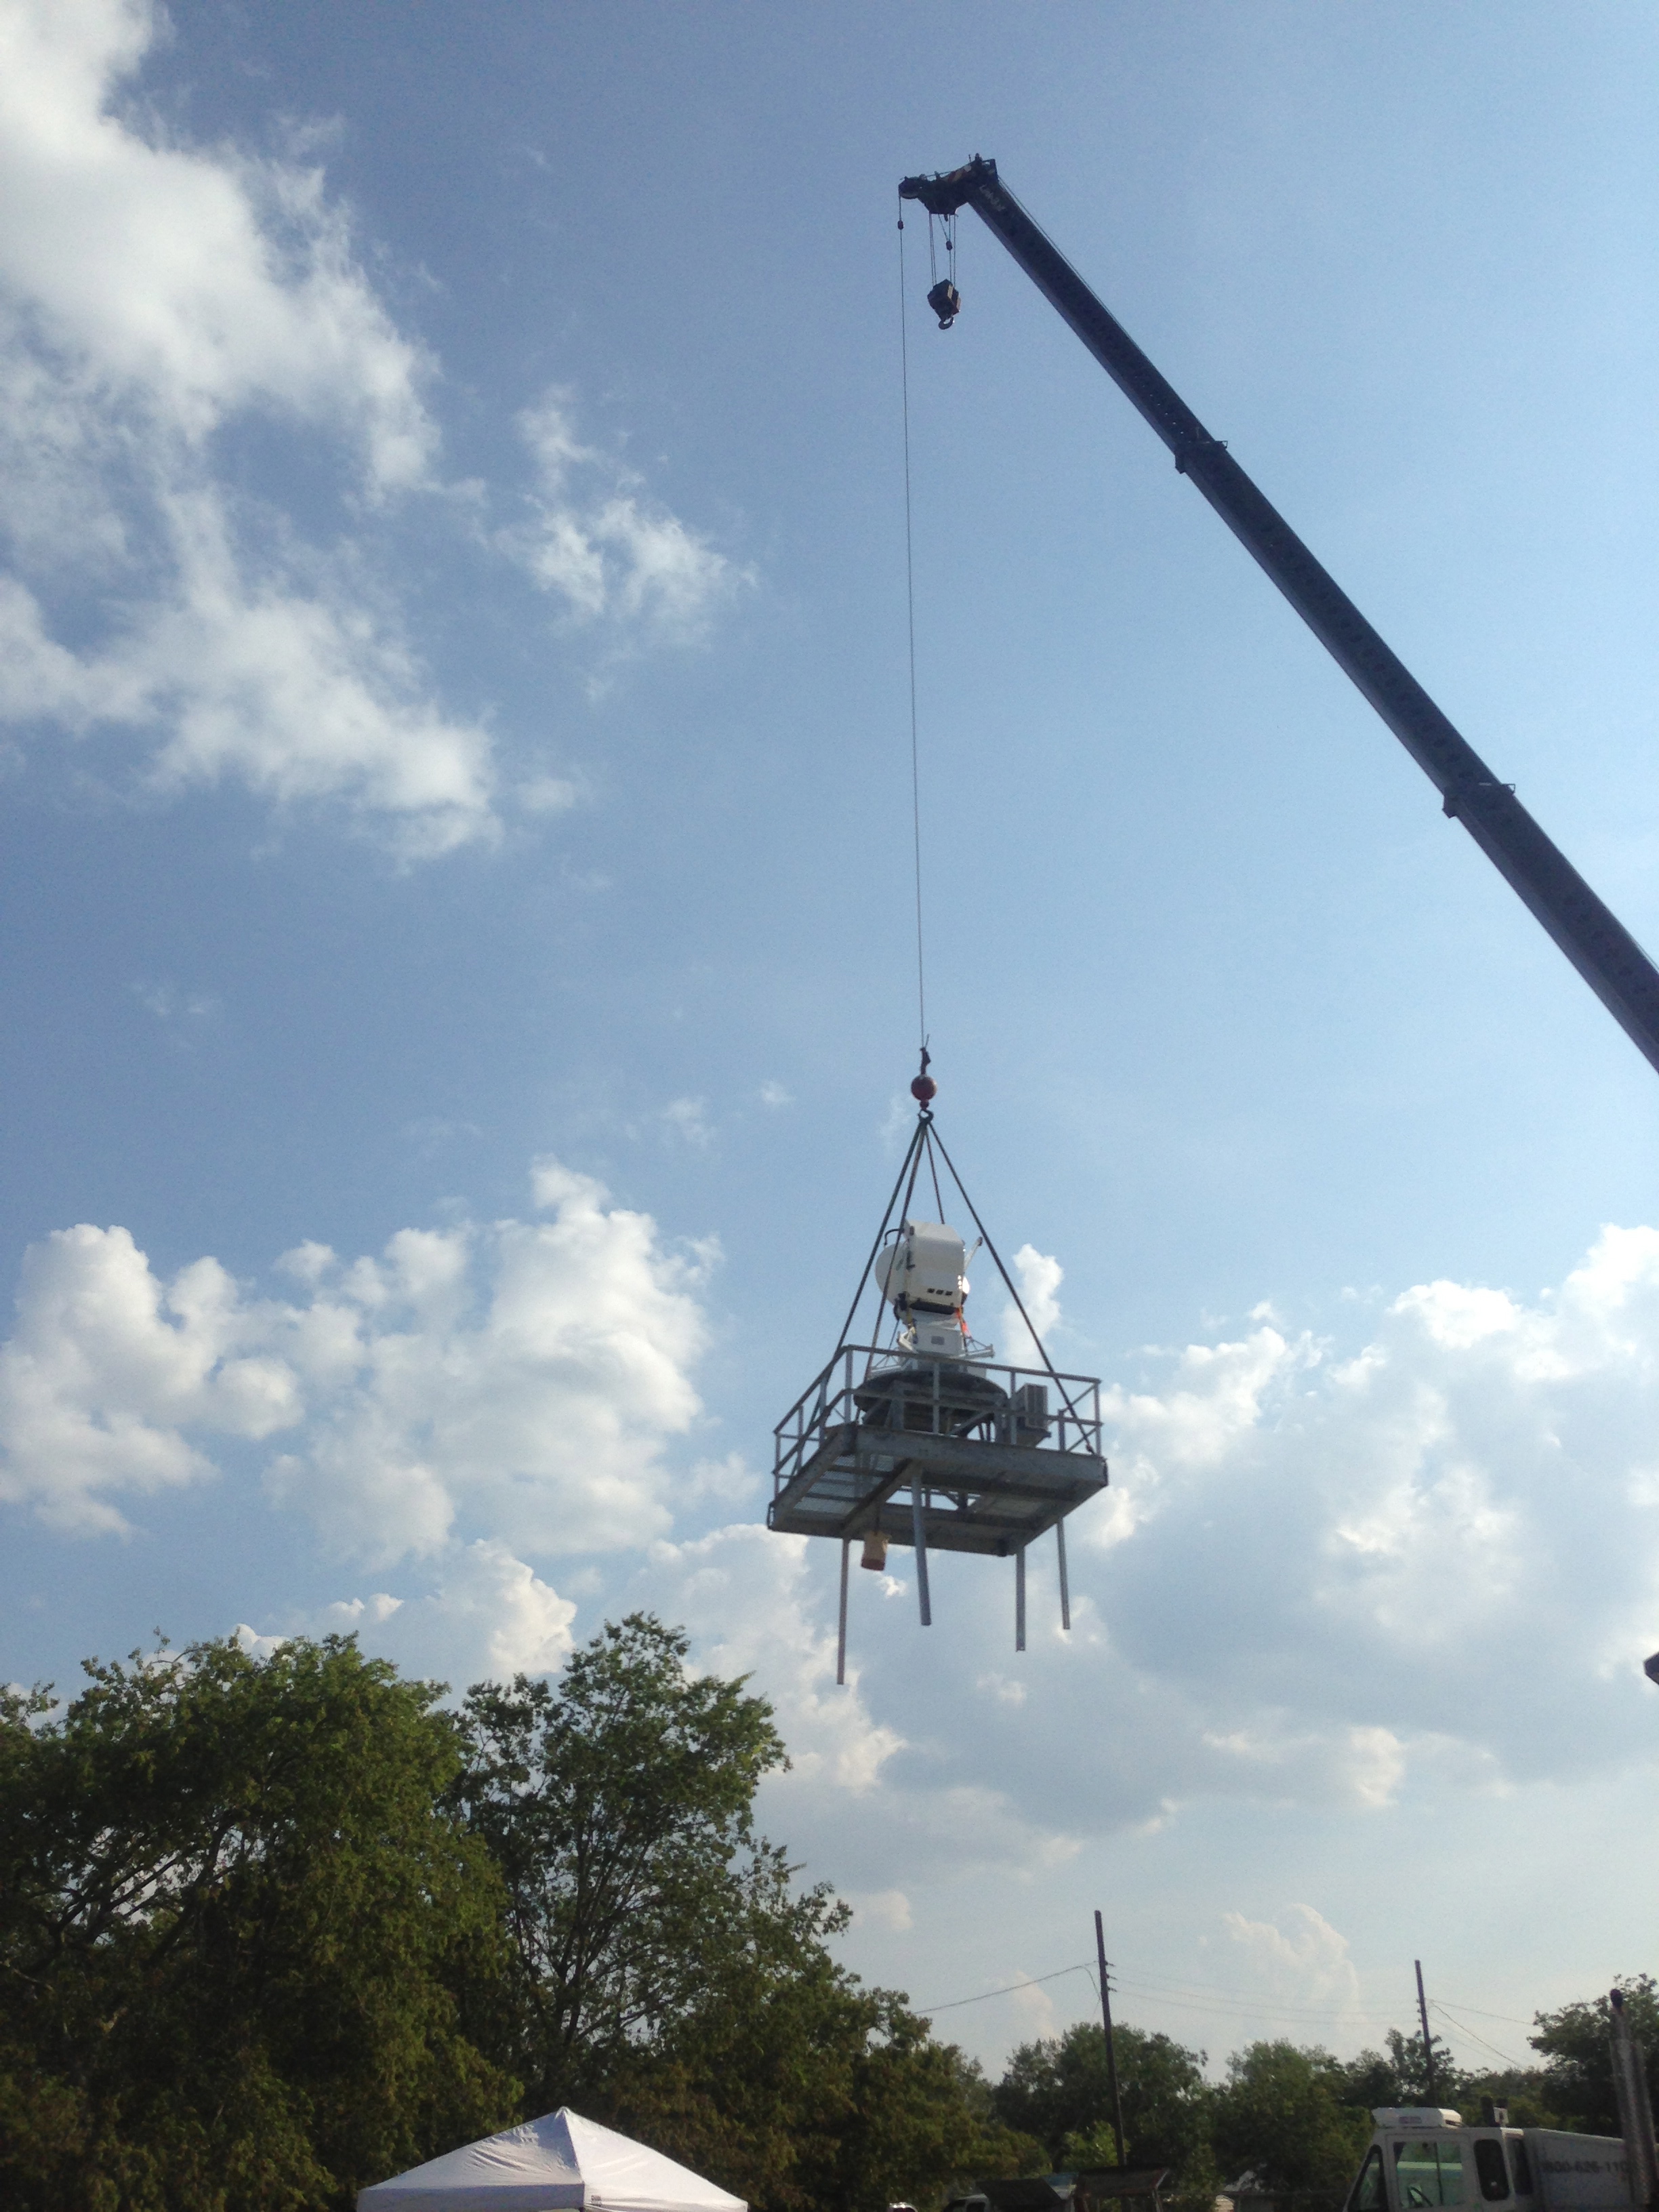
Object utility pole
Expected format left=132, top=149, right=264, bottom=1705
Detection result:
left=1416, top=1961, right=1438, bottom=2104
left=1608, top=1988, right=1659, bottom=2211
left=1095, top=1910, right=1128, bottom=2168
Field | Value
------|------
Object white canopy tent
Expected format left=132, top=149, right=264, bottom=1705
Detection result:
left=358, top=2108, right=746, bottom=2212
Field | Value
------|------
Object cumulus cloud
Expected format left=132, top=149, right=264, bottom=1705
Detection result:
left=1222, top=1904, right=1363, bottom=2023
left=1091, top=1225, right=1659, bottom=1795
left=0, top=0, right=432, bottom=479
left=0, top=1160, right=710, bottom=1559
left=16, top=1191, right=1659, bottom=1855
left=0, top=1223, right=302, bottom=1534
left=634, top=1523, right=905, bottom=1794
left=736, top=1223, right=1659, bottom=1882
left=1000, top=1241, right=1064, bottom=1368
left=0, top=3, right=743, bottom=850
left=321, top=1537, right=577, bottom=1683
left=510, top=392, right=747, bottom=643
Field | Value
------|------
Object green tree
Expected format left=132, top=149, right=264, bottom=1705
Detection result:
left=1060, top=2120, right=1122, bottom=2169
left=454, top=1612, right=1034, bottom=2212
left=994, top=2022, right=1214, bottom=2200
left=451, top=1612, right=793, bottom=2112
left=1333, top=2036, right=1557, bottom=2134
left=1530, top=1975, right=1659, bottom=2136
left=0, top=1635, right=517, bottom=2212
left=1212, top=2041, right=1370, bottom=2205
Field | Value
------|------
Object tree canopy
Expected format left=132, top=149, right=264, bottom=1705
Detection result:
left=1211, top=2042, right=1370, bottom=2201
left=0, top=1634, right=516, bottom=2212
left=6, top=1613, right=1656, bottom=2212
left=0, top=1616, right=1034, bottom=2212
left=992, top=2021, right=1214, bottom=2204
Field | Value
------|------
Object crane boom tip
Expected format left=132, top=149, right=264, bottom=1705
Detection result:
left=898, top=157, right=996, bottom=216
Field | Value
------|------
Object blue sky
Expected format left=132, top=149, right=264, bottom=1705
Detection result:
left=5, top=0, right=1659, bottom=2085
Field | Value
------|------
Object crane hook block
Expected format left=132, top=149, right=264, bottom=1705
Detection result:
left=926, top=279, right=961, bottom=329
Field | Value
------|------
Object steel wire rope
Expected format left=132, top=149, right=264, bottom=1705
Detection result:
left=926, top=1121, right=1093, bottom=1433
left=830, top=1118, right=928, bottom=1359
left=898, top=205, right=926, bottom=1052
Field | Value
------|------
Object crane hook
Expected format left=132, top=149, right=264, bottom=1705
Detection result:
left=926, top=279, right=960, bottom=329
left=911, top=1044, right=937, bottom=1112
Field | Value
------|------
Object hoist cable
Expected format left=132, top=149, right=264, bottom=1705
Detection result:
left=927, top=1122, right=1091, bottom=1431
left=898, top=209, right=927, bottom=1051
left=830, top=1118, right=927, bottom=1358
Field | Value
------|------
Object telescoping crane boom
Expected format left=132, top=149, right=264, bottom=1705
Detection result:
left=898, top=157, right=1659, bottom=1079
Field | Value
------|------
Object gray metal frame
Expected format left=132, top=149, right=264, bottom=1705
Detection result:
left=771, top=1344, right=1105, bottom=1664
left=772, top=1342, right=1105, bottom=1555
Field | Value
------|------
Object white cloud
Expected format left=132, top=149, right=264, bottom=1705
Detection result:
left=0, top=0, right=432, bottom=478
left=760, top=1080, right=792, bottom=1109
left=0, top=6, right=743, bottom=851
left=633, top=1523, right=904, bottom=1795
left=133, top=977, right=216, bottom=1021
left=1000, top=1241, right=1064, bottom=1368
left=19, top=1185, right=1659, bottom=1869
left=1222, top=1904, right=1364, bottom=2023
left=321, top=1537, right=576, bottom=1684
left=511, top=392, right=747, bottom=643
left=849, top=1888, right=914, bottom=1932
left=660, top=1095, right=714, bottom=1149
left=728, top=1221, right=1659, bottom=1888
left=0, top=1224, right=303, bottom=1534
left=0, top=1160, right=710, bottom=1560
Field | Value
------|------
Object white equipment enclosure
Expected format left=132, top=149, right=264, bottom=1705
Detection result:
left=357, top=2108, right=745, bottom=2212
left=767, top=1069, right=1107, bottom=1679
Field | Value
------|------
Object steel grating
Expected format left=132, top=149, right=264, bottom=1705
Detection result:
left=769, top=1345, right=1107, bottom=1557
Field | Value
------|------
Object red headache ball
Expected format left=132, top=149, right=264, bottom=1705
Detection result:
left=911, top=1075, right=937, bottom=1103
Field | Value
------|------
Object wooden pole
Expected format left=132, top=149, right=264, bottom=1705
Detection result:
left=1096, top=1908, right=1127, bottom=2167
left=1416, top=1960, right=1437, bottom=2103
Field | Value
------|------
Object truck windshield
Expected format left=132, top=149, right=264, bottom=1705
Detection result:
left=1395, top=2139, right=1465, bottom=2207
left=1350, top=2148, right=1386, bottom=2212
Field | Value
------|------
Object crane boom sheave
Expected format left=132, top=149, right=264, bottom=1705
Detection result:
left=898, top=156, right=1659, bottom=1079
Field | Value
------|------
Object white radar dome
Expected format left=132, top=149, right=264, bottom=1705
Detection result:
left=875, top=1220, right=972, bottom=1357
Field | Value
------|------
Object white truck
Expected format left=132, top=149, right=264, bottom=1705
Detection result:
left=1349, top=2108, right=1633, bottom=2212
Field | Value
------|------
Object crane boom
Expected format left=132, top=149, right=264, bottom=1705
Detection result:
left=899, top=156, right=1659, bottom=1078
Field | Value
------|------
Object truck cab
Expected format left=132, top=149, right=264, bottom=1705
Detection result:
left=1347, top=2108, right=1631, bottom=2212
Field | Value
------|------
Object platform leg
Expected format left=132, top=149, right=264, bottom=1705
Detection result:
left=837, top=1537, right=850, bottom=1686
left=1057, top=1516, right=1071, bottom=1632
left=1015, top=1542, right=1027, bottom=1652
left=912, top=1484, right=932, bottom=1626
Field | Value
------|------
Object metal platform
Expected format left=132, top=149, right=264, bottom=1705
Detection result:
left=769, top=1343, right=1107, bottom=1559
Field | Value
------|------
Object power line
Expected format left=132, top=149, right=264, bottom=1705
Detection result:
left=914, top=1955, right=1541, bottom=2045
left=1430, top=2002, right=1532, bottom=2073
left=919, top=1957, right=1402, bottom=2031
left=1433, top=1999, right=1535, bottom=2028
left=919, top=1962, right=1099, bottom=2014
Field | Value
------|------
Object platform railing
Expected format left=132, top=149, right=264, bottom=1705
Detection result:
left=772, top=1343, right=1103, bottom=1498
